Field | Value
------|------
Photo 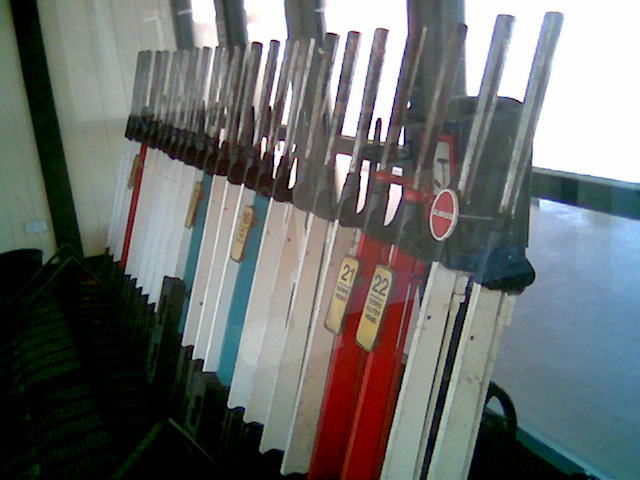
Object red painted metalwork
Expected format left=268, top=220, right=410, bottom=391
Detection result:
left=120, top=144, right=147, bottom=268
left=308, top=234, right=389, bottom=479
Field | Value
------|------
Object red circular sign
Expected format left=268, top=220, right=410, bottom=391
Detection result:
left=429, top=189, right=459, bottom=241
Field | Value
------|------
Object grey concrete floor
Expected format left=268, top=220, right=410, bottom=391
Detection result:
left=493, top=199, right=640, bottom=479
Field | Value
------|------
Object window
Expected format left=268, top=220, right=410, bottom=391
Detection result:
left=245, top=0, right=288, bottom=44
left=466, top=1, right=640, bottom=183
left=323, top=0, right=407, bottom=139
left=324, top=0, right=408, bottom=216
left=190, top=0, right=218, bottom=47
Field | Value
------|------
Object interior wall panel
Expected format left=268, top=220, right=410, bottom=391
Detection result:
left=37, top=0, right=176, bottom=256
left=0, top=0, right=56, bottom=260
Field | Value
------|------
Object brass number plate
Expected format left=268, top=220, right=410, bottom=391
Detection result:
left=230, top=206, right=256, bottom=262
left=325, top=256, right=360, bottom=334
left=184, top=181, right=203, bottom=229
left=127, top=154, right=141, bottom=189
left=356, top=265, right=394, bottom=351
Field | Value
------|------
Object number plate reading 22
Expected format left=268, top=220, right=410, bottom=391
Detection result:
left=325, top=256, right=360, bottom=334
left=356, top=265, right=394, bottom=351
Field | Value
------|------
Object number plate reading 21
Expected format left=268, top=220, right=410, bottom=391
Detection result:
left=325, top=256, right=360, bottom=334
left=356, top=265, right=394, bottom=351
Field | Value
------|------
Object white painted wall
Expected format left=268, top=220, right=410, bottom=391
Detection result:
left=0, top=0, right=56, bottom=260
left=37, top=0, right=176, bottom=256
left=494, top=199, right=640, bottom=479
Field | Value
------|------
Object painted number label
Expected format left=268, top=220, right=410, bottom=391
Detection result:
left=325, top=256, right=360, bottom=334
left=356, top=265, right=394, bottom=351
left=230, top=206, right=256, bottom=262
